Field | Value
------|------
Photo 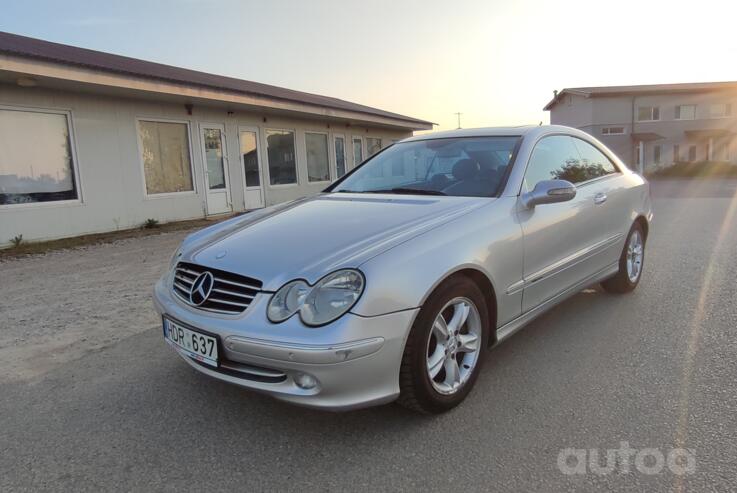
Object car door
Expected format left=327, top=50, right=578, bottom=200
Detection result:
left=517, top=135, right=612, bottom=312
left=569, top=137, right=629, bottom=267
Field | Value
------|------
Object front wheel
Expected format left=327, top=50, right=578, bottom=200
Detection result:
left=601, top=222, right=646, bottom=294
left=397, top=276, right=490, bottom=414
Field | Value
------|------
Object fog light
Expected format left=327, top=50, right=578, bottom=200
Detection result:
left=294, top=372, right=317, bottom=390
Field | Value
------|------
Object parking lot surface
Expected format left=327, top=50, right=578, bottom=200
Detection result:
left=1, top=179, right=736, bottom=491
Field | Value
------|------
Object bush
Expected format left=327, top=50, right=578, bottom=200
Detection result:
left=10, top=234, right=23, bottom=248
left=142, top=218, right=160, bottom=229
left=646, top=161, right=737, bottom=178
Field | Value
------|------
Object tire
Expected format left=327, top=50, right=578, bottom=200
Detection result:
left=601, top=222, right=646, bottom=294
left=397, top=276, right=490, bottom=414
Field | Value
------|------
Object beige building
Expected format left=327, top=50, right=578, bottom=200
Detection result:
left=544, top=81, right=737, bottom=173
left=0, top=32, right=431, bottom=246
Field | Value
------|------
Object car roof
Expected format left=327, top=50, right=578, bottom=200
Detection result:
left=400, top=125, right=579, bottom=142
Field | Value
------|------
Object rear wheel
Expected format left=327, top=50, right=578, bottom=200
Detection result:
left=397, top=276, right=489, bottom=414
left=601, top=222, right=646, bottom=294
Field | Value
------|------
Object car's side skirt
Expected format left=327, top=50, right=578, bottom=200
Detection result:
left=494, top=262, right=619, bottom=345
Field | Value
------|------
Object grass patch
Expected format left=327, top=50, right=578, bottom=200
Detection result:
left=1, top=215, right=238, bottom=260
left=646, top=161, right=737, bottom=179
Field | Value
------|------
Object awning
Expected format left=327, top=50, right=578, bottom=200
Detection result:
left=631, top=132, right=664, bottom=141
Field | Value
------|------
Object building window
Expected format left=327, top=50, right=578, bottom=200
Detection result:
left=709, top=103, right=732, bottom=118
left=239, top=130, right=260, bottom=187
left=305, top=132, right=330, bottom=182
left=352, top=137, right=363, bottom=166
left=601, top=126, right=625, bottom=135
left=366, top=137, right=382, bottom=157
left=673, top=144, right=680, bottom=162
left=688, top=145, right=697, bottom=162
left=675, top=105, right=696, bottom=120
left=637, top=106, right=660, bottom=121
left=138, top=120, right=193, bottom=195
left=0, top=108, right=79, bottom=205
left=653, top=145, right=661, bottom=165
left=265, top=129, right=297, bottom=185
left=334, top=135, right=347, bottom=178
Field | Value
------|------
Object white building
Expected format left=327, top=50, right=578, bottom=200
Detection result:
left=0, top=32, right=432, bottom=246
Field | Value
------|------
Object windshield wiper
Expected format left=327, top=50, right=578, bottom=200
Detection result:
left=372, top=187, right=447, bottom=196
left=335, top=188, right=446, bottom=196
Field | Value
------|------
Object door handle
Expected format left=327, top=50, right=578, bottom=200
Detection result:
left=594, top=192, right=607, bottom=205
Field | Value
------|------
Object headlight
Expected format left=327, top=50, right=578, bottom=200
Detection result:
left=267, top=269, right=365, bottom=326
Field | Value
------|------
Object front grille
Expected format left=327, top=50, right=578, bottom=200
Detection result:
left=172, top=262, right=263, bottom=315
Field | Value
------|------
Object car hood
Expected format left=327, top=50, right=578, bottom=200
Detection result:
left=182, top=193, right=491, bottom=291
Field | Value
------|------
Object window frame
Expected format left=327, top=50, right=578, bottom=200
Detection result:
left=675, top=104, right=696, bottom=120
left=519, top=133, right=622, bottom=194
left=263, top=127, right=299, bottom=188
left=351, top=135, right=365, bottom=169
left=303, top=130, right=332, bottom=184
left=0, top=104, right=83, bottom=210
left=135, top=117, right=197, bottom=199
left=365, top=136, right=383, bottom=158
left=601, top=126, right=626, bottom=135
left=709, top=103, right=732, bottom=119
left=637, top=106, right=660, bottom=122
left=333, top=133, right=347, bottom=179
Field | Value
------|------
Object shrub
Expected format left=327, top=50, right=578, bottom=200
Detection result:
left=10, top=235, right=23, bottom=248
left=646, top=161, right=737, bottom=178
left=142, top=218, right=160, bottom=229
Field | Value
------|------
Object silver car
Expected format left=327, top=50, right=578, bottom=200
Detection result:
left=153, top=125, right=652, bottom=413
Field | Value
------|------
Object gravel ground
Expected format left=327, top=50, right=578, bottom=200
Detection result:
left=0, top=230, right=189, bottom=381
left=1, top=178, right=736, bottom=491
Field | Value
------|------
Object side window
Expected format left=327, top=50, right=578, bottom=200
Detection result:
left=524, top=135, right=581, bottom=190
left=571, top=138, right=619, bottom=179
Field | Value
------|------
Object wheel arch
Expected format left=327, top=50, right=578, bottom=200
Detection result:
left=416, top=267, right=499, bottom=347
left=634, top=215, right=649, bottom=240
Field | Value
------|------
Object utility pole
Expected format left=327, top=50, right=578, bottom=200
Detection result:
left=454, top=112, right=462, bottom=129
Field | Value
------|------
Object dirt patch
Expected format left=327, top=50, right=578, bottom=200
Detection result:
left=0, top=229, right=200, bottom=382
left=0, top=216, right=232, bottom=259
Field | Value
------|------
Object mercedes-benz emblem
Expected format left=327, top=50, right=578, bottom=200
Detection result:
left=189, top=271, right=214, bottom=306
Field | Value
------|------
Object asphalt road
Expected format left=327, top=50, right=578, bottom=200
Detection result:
left=2, top=179, right=736, bottom=492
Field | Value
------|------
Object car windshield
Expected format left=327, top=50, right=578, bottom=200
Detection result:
left=330, top=136, right=520, bottom=197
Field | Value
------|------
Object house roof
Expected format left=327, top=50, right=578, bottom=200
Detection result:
left=543, top=81, right=737, bottom=111
left=0, top=31, right=433, bottom=129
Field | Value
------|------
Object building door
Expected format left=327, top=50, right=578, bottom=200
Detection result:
left=239, top=127, right=265, bottom=209
left=199, top=123, right=232, bottom=215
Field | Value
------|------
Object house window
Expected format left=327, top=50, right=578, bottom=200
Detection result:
left=601, top=126, right=625, bottom=135
left=688, top=145, right=697, bottom=162
left=138, top=120, right=193, bottom=195
left=305, top=132, right=330, bottom=182
left=675, top=105, right=696, bottom=120
left=637, top=106, right=660, bottom=121
left=352, top=137, right=363, bottom=166
left=334, top=135, right=347, bottom=178
left=0, top=108, right=79, bottom=205
left=673, top=144, right=680, bottom=162
left=265, top=129, right=297, bottom=185
left=653, top=145, right=661, bottom=165
left=366, top=137, right=382, bottom=157
left=710, top=103, right=732, bottom=118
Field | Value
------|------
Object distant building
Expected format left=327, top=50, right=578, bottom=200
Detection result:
left=0, top=32, right=432, bottom=246
left=544, top=82, right=737, bottom=173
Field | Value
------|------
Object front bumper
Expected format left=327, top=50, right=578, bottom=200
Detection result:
left=153, top=277, right=418, bottom=411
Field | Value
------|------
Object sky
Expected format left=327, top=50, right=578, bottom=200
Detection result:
left=2, top=0, right=737, bottom=132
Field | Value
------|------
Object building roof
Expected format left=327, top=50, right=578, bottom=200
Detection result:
left=0, top=31, right=432, bottom=129
left=543, top=81, right=737, bottom=111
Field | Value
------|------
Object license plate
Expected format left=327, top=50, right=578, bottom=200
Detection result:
left=164, top=318, right=219, bottom=367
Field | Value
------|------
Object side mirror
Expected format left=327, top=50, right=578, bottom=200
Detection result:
left=521, top=179, right=576, bottom=208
